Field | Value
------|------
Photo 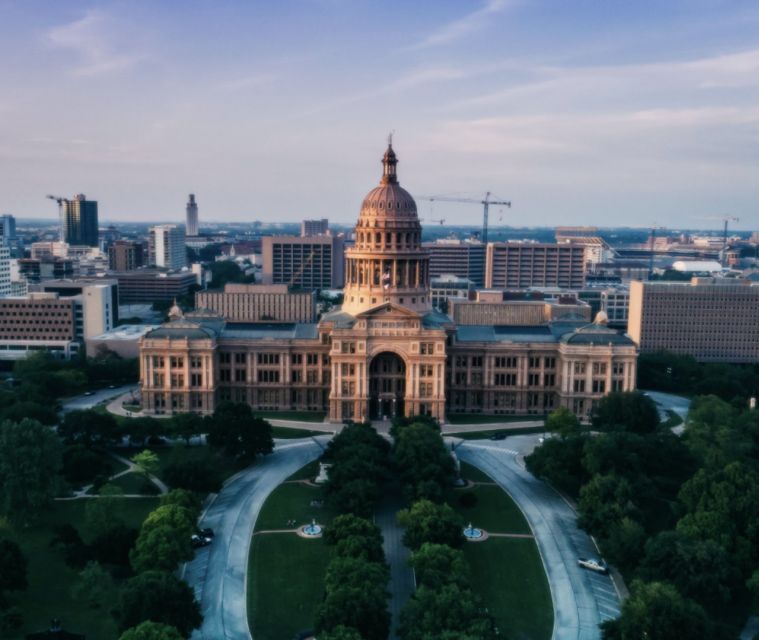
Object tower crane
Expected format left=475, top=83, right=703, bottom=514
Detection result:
left=698, top=215, right=740, bottom=264
left=430, top=218, right=446, bottom=225
left=648, top=223, right=663, bottom=278
left=46, top=195, right=69, bottom=240
left=415, top=192, right=511, bottom=244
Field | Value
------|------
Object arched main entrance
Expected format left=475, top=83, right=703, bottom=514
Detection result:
left=369, top=352, right=406, bottom=420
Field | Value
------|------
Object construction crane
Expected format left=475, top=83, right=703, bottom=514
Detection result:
left=648, top=223, right=663, bottom=278
left=416, top=192, right=511, bottom=244
left=288, top=249, right=316, bottom=288
left=46, top=195, right=69, bottom=241
left=430, top=218, right=446, bottom=225
left=698, top=215, right=740, bottom=264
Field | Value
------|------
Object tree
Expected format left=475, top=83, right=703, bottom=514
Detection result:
left=397, top=499, right=464, bottom=551
left=577, top=473, right=638, bottom=539
left=59, top=409, right=120, bottom=447
left=0, top=539, right=27, bottom=594
left=525, top=433, right=589, bottom=496
left=206, top=402, right=273, bottom=463
left=601, top=581, right=710, bottom=640
left=130, top=504, right=196, bottom=573
left=160, top=489, right=201, bottom=520
left=393, top=423, right=455, bottom=502
left=119, top=621, right=184, bottom=640
left=118, top=571, right=201, bottom=637
left=545, top=406, right=581, bottom=438
left=0, top=401, right=59, bottom=426
left=601, top=517, right=646, bottom=574
left=409, top=543, right=469, bottom=589
left=637, top=531, right=739, bottom=609
left=316, top=626, right=363, bottom=640
left=131, top=450, right=160, bottom=480
left=169, top=413, right=206, bottom=446
left=163, top=456, right=223, bottom=493
left=61, top=445, right=113, bottom=486
left=315, top=557, right=390, bottom=640
left=683, top=395, right=743, bottom=463
left=323, top=514, right=384, bottom=562
left=91, top=524, right=138, bottom=567
left=0, top=418, right=62, bottom=524
left=85, top=484, right=125, bottom=539
left=398, top=583, right=496, bottom=640
left=125, top=417, right=165, bottom=447
left=71, top=561, right=115, bottom=609
left=592, top=391, right=660, bottom=435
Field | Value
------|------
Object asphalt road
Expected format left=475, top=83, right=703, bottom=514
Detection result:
left=454, top=437, right=620, bottom=640
left=60, top=383, right=138, bottom=413
left=186, top=437, right=330, bottom=640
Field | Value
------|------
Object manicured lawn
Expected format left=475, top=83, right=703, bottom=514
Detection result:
left=271, top=426, right=325, bottom=439
left=248, top=459, right=339, bottom=639
left=448, top=485, right=531, bottom=535
left=254, top=482, right=335, bottom=531
left=464, top=538, right=553, bottom=640
left=450, top=426, right=546, bottom=439
left=446, top=413, right=537, bottom=425
left=248, top=535, right=333, bottom=640
left=1, top=498, right=159, bottom=640
left=286, top=459, right=321, bottom=481
left=256, top=410, right=326, bottom=422
left=459, top=461, right=495, bottom=483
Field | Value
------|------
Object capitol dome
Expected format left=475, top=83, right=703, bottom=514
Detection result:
left=341, top=140, right=431, bottom=316
left=358, top=145, right=418, bottom=220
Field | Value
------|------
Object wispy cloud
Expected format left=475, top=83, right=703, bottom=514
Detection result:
left=45, top=10, right=146, bottom=76
left=412, top=0, right=515, bottom=50
left=217, top=74, right=276, bottom=92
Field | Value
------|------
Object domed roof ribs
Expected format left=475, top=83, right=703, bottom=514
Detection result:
left=381, top=135, right=398, bottom=185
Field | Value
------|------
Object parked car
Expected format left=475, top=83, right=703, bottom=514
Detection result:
left=577, top=558, right=608, bottom=574
left=489, top=432, right=507, bottom=440
left=198, top=527, right=215, bottom=538
left=191, top=534, right=212, bottom=549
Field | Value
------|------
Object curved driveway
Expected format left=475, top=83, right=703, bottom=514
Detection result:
left=454, top=437, right=620, bottom=640
left=186, top=436, right=330, bottom=640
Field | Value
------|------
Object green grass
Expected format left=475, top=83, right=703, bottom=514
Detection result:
left=271, top=426, right=325, bottom=439
left=256, top=410, right=326, bottom=422
left=248, top=535, right=333, bottom=640
left=450, top=426, right=547, bottom=439
left=286, top=460, right=321, bottom=481
left=1, top=498, right=158, bottom=640
left=447, top=485, right=531, bottom=535
left=446, top=413, right=538, bottom=425
left=459, top=461, right=495, bottom=483
left=464, top=538, right=553, bottom=640
left=108, top=471, right=160, bottom=495
left=254, top=482, right=336, bottom=531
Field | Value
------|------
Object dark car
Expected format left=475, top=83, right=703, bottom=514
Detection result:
left=198, top=527, right=215, bottom=538
left=489, top=432, right=507, bottom=440
left=191, top=534, right=212, bottom=548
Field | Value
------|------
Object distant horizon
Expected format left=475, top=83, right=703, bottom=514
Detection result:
left=2, top=1, right=758, bottom=228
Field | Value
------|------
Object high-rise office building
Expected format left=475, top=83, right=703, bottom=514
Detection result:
left=0, top=247, right=11, bottom=297
left=61, top=194, right=99, bottom=247
left=0, top=215, right=16, bottom=246
left=485, top=242, right=586, bottom=289
left=109, top=240, right=145, bottom=271
left=301, top=219, right=329, bottom=237
left=150, top=225, right=186, bottom=270
left=186, top=194, right=199, bottom=237
left=424, top=239, right=486, bottom=287
left=261, top=235, right=344, bottom=290
left=628, top=277, right=759, bottom=363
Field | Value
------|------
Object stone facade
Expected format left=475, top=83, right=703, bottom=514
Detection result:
left=139, top=144, right=638, bottom=422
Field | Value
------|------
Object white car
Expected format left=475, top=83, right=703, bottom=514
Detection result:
left=577, top=558, right=608, bottom=574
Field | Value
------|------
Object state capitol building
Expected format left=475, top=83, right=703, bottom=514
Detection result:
left=139, top=143, right=638, bottom=422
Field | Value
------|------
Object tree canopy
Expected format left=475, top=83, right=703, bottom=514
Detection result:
left=397, top=499, right=464, bottom=551
left=119, top=621, right=184, bottom=640
left=206, top=402, right=273, bottom=463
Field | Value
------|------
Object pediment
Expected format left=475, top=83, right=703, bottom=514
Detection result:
left=355, top=302, right=421, bottom=320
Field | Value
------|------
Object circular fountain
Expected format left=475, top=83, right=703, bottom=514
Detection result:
left=463, top=522, right=485, bottom=541
left=298, top=518, right=323, bottom=538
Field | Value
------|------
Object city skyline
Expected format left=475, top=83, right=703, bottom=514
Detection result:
left=1, top=1, right=758, bottom=228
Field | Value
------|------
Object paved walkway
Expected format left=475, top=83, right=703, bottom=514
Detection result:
left=375, top=488, right=415, bottom=640
left=185, top=437, right=330, bottom=640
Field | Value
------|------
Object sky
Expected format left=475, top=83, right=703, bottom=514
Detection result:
left=0, top=0, right=758, bottom=230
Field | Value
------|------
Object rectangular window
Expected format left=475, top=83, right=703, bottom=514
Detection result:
left=191, top=373, right=202, bottom=386
left=152, top=356, right=165, bottom=368
left=235, top=369, right=247, bottom=382
left=470, top=356, right=483, bottom=368
left=592, top=362, right=607, bottom=375
left=573, top=362, right=586, bottom=375
left=573, top=379, right=586, bottom=393
left=341, top=363, right=355, bottom=376
left=419, top=382, right=433, bottom=397
left=257, top=370, right=280, bottom=383
left=219, top=353, right=231, bottom=365
left=291, top=353, right=303, bottom=365
left=592, top=379, right=606, bottom=393
left=170, top=356, right=184, bottom=369
left=190, top=356, right=202, bottom=368
left=544, top=357, right=556, bottom=369
left=257, top=353, right=280, bottom=365
left=420, top=342, right=434, bottom=355
left=341, top=342, right=356, bottom=354
left=291, top=370, right=302, bottom=383
left=235, top=352, right=246, bottom=365
left=419, top=364, right=433, bottom=377
left=307, top=353, right=319, bottom=365
left=528, top=373, right=540, bottom=386
left=220, top=370, right=231, bottom=382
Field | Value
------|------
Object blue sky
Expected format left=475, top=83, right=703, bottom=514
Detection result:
left=1, top=0, right=758, bottom=229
